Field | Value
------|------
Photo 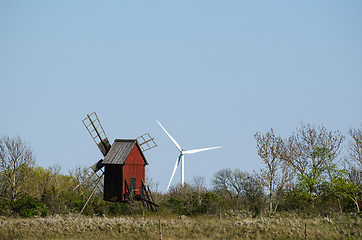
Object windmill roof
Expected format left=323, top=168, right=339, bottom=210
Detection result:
left=102, top=139, right=148, bottom=165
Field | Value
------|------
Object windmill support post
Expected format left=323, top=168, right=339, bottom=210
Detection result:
left=141, top=179, right=159, bottom=212
left=73, top=169, right=98, bottom=191
left=80, top=172, right=104, bottom=213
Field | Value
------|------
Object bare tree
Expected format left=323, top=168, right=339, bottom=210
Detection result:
left=346, top=126, right=362, bottom=170
left=192, top=176, right=206, bottom=189
left=68, top=165, right=102, bottom=195
left=0, top=136, right=35, bottom=202
left=192, top=176, right=206, bottom=207
left=212, top=168, right=245, bottom=201
left=212, top=168, right=264, bottom=211
left=240, top=173, right=265, bottom=216
left=255, top=128, right=294, bottom=214
left=145, top=168, right=159, bottom=193
left=342, top=126, right=362, bottom=212
left=346, top=126, right=362, bottom=188
left=281, top=124, right=345, bottom=197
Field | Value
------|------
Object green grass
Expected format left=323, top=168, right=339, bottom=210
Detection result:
left=0, top=213, right=360, bottom=240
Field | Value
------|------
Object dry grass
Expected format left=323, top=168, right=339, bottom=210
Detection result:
left=0, top=213, right=360, bottom=240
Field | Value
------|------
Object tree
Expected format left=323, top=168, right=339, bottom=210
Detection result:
left=192, top=176, right=207, bottom=207
left=0, top=136, right=35, bottom=203
left=281, top=124, right=345, bottom=198
left=341, top=126, right=362, bottom=212
left=255, top=128, right=294, bottom=214
left=212, top=169, right=265, bottom=213
left=346, top=126, right=362, bottom=170
left=212, top=168, right=245, bottom=202
left=28, top=165, right=74, bottom=214
left=329, top=168, right=361, bottom=213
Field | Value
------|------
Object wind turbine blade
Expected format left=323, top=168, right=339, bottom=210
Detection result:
left=183, top=146, right=223, bottom=155
left=167, top=155, right=181, bottom=191
left=156, top=120, right=182, bottom=151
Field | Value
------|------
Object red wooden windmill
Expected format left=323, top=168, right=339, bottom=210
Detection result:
left=74, top=112, right=158, bottom=212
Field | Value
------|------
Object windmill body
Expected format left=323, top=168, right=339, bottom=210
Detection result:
left=77, top=112, right=158, bottom=212
left=102, top=139, right=148, bottom=201
left=156, top=121, right=223, bottom=191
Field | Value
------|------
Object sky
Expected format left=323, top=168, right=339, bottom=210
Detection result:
left=1, top=1, right=361, bottom=191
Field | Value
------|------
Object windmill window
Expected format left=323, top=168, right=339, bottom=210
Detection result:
left=130, top=178, right=136, bottom=192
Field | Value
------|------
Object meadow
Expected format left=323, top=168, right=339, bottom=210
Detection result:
left=0, top=212, right=360, bottom=240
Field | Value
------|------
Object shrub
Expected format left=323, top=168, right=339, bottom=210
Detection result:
left=162, top=197, right=186, bottom=215
left=200, top=191, right=224, bottom=214
left=107, top=201, right=132, bottom=216
left=12, top=195, right=48, bottom=217
left=279, top=188, right=311, bottom=211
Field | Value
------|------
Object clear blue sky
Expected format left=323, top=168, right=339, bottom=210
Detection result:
left=1, top=1, right=361, bottom=191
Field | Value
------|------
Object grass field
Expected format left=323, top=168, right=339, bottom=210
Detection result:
left=0, top=213, right=360, bottom=239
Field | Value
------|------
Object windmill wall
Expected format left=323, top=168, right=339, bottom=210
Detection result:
left=104, top=165, right=123, bottom=201
left=103, top=140, right=147, bottom=202
left=122, top=144, right=146, bottom=200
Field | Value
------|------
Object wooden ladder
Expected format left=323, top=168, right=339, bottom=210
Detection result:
left=124, top=179, right=159, bottom=212
left=141, top=179, right=159, bottom=212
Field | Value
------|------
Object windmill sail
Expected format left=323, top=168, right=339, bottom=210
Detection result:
left=137, top=133, right=157, bottom=152
left=83, top=112, right=111, bottom=156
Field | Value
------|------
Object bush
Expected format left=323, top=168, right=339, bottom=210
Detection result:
left=12, top=195, right=48, bottom=217
left=107, top=201, right=132, bottom=216
left=278, top=188, right=311, bottom=211
left=162, top=197, right=186, bottom=215
left=200, top=191, right=224, bottom=214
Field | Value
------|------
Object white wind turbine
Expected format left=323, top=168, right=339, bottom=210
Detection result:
left=156, top=121, right=223, bottom=191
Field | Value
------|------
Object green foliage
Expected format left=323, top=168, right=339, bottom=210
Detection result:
left=279, top=188, right=311, bottom=211
left=330, top=170, right=358, bottom=197
left=12, top=195, right=48, bottom=217
left=107, top=201, right=132, bottom=216
left=0, top=161, right=359, bottom=218
left=243, top=175, right=265, bottom=217
left=296, top=174, right=324, bottom=198
left=329, top=169, right=361, bottom=212
left=294, top=147, right=335, bottom=197
left=200, top=191, right=224, bottom=214
left=163, top=197, right=185, bottom=215
left=159, top=189, right=225, bottom=216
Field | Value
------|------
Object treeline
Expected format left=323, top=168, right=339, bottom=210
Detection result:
left=0, top=123, right=361, bottom=217
left=254, top=124, right=361, bottom=215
